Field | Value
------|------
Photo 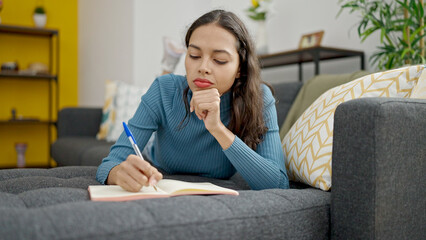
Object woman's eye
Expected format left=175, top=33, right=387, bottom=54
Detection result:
left=214, top=59, right=227, bottom=65
left=189, top=55, right=200, bottom=59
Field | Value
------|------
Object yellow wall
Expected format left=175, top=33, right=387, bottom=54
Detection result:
left=0, top=0, right=78, bottom=167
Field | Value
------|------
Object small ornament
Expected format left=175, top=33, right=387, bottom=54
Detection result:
left=15, top=143, right=28, bottom=168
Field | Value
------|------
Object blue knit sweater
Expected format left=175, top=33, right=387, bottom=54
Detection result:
left=96, top=74, right=289, bottom=190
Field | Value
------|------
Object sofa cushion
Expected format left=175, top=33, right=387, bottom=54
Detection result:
left=0, top=166, right=330, bottom=240
left=282, top=65, right=425, bottom=190
left=51, top=137, right=113, bottom=166
left=279, top=71, right=370, bottom=139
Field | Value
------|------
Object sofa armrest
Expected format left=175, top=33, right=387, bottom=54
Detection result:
left=331, top=98, right=426, bottom=240
left=57, top=107, right=103, bottom=138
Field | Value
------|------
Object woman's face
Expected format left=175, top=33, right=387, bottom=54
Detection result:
left=185, top=24, right=240, bottom=95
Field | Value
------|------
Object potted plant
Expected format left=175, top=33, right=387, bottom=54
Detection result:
left=338, top=0, right=425, bottom=70
left=33, top=6, right=46, bottom=28
left=246, top=0, right=273, bottom=55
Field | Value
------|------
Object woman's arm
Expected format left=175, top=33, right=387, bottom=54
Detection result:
left=224, top=94, right=289, bottom=190
left=191, top=85, right=289, bottom=190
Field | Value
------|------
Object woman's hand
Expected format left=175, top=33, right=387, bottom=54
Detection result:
left=190, top=88, right=222, bottom=132
left=107, top=154, right=163, bottom=192
left=190, top=88, right=235, bottom=149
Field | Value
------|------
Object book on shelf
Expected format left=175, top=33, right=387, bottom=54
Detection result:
left=88, top=179, right=239, bottom=201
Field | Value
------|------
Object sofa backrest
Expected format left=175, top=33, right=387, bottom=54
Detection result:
left=57, top=107, right=103, bottom=138
left=270, top=81, right=303, bottom=128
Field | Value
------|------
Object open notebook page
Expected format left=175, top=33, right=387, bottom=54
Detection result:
left=157, top=179, right=239, bottom=195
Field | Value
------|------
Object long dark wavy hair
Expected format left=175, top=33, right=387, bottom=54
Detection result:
left=181, top=9, right=272, bottom=150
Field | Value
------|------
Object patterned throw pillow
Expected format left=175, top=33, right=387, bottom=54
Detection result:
left=105, top=82, right=147, bottom=142
left=96, top=80, right=118, bottom=140
left=282, top=65, right=425, bottom=191
left=410, top=66, right=426, bottom=99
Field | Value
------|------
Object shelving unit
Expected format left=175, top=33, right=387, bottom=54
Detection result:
left=0, top=24, right=59, bottom=168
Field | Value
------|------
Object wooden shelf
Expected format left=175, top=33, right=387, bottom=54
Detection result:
left=0, top=24, right=59, bottom=168
left=0, top=24, right=58, bottom=36
left=0, top=119, right=56, bottom=125
left=0, top=72, right=57, bottom=80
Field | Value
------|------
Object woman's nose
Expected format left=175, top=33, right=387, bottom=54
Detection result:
left=198, top=59, right=211, bottom=74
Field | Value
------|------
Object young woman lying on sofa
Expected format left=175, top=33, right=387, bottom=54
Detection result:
left=96, top=9, right=289, bottom=191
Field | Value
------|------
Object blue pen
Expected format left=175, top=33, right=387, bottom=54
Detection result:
left=122, top=122, right=158, bottom=191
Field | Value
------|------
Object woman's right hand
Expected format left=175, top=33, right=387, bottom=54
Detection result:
left=106, top=154, right=163, bottom=192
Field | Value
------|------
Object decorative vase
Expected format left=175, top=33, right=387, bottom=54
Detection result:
left=255, top=20, right=268, bottom=55
left=15, top=143, right=27, bottom=168
left=33, top=13, right=46, bottom=28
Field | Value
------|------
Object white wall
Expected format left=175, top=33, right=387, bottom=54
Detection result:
left=133, top=0, right=203, bottom=88
left=79, top=0, right=379, bottom=107
left=78, top=0, right=135, bottom=107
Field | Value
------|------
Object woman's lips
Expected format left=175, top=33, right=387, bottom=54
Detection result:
left=193, top=79, right=213, bottom=88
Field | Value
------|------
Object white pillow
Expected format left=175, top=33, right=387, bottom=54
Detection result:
left=106, top=81, right=147, bottom=142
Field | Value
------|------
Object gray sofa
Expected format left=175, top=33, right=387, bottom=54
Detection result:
left=1, top=81, right=425, bottom=239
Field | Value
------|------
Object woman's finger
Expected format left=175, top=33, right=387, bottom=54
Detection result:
left=149, top=168, right=163, bottom=186
left=190, top=97, right=194, bottom=112
left=116, top=169, right=143, bottom=192
left=120, top=159, right=149, bottom=186
left=128, top=155, right=155, bottom=178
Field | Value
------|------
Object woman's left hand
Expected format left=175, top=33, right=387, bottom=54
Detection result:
left=190, top=88, right=223, bottom=132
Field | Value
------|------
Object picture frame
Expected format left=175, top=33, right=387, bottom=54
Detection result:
left=298, top=31, right=324, bottom=49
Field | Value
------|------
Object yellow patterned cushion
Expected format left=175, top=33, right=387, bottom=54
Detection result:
left=96, top=80, right=118, bottom=140
left=410, top=66, right=426, bottom=99
left=282, top=65, right=425, bottom=190
left=97, top=80, right=148, bottom=142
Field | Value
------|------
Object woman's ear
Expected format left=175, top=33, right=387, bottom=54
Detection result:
left=236, top=68, right=241, bottom=79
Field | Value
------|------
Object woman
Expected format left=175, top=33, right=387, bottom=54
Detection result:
left=96, top=9, right=289, bottom=191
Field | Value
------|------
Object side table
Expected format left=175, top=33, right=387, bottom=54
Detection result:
left=258, top=46, right=365, bottom=81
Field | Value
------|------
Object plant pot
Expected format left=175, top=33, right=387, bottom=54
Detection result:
left=255, top=20, right=268, bottom=55
left=33, top=13, right=46, bottom=28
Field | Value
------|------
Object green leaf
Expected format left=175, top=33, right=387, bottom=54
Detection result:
left=410, top=0, right=419, bottom=19
left=409, top=25, right=426, bottom=43
left=419, top=2, right=424, bottom=19
left=386, top=56, right=395, bottom=69
left=360, top=27, right=380, bottom=42
left=402, top=24, right=409, bottom=42
left=397, top=0, right=416, bottom=17
left=400, top=48, right=412, bottom=59
left=411, top=32, right=426, bottom=46
left=380, top=28, right=386, bottom=43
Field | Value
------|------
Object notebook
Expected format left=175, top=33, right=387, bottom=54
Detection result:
left=88, top=179, right=239, bottom=201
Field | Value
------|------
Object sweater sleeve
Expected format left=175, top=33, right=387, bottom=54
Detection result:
left=96, top=78, right=163, bottom=184
left=223, top=85, right=289, bottom=190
